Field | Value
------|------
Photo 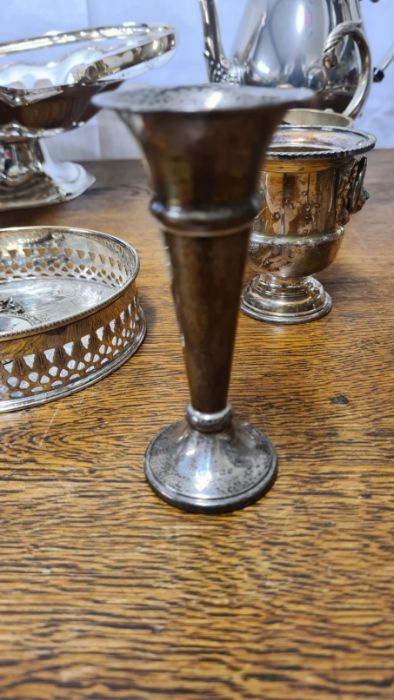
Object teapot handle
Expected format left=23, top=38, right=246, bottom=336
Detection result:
left=323, top=21, right=372, bottom=119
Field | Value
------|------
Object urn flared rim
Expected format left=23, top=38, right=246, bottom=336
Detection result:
left=267, top=125, right=376, bottom=160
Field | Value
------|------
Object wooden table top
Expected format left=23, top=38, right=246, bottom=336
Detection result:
left=0, top=150, right=392, bottom=699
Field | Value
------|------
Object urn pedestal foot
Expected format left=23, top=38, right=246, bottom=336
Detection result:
left=241, top=274, right=332, bottom=324
left=94, top=84, right=312, bottom=513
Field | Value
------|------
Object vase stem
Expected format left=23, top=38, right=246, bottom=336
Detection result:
left=163, top=227, right=249, bottom=415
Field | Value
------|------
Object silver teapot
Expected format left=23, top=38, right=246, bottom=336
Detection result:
left=199, top=0, right=393, bottom=118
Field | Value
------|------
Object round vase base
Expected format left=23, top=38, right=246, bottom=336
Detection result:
left=144, top=416, right=277, bottom=514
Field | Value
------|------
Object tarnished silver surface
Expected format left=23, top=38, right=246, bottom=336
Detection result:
left=145, top=413, right=277, bottom=514
left=95, top=83, right=311, bottom=513
left=0, top=23, right=175, bottom=210
left=0, top=226, right=146, bottom=411
left=241, top=125, right=375, bottom=324
left=199, top=0, right=394, bottom=118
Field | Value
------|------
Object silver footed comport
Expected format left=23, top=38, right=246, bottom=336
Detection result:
left=94, top=84, right=311, bottom=513
left=0, top=24, right=176, bottom=210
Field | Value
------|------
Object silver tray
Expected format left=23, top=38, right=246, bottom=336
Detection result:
left=0, top=226, right=146, bottom=411
left=0, top=23, right=175, bottom=210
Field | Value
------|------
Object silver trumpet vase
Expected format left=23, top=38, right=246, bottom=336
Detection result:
left=94, top=84, right=310, bottom=513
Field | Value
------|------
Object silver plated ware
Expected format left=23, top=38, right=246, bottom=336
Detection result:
left=94, top=83, right=311, bottom=513
left=241, top=125, right=375, bottom=324
left=199, top=0, right=394, bottom=118
left=0, top=23, right=175, bottom=211
left=0, top=226, right=146, bottom=411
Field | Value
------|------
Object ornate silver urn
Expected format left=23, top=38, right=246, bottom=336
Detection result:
left=241, top=125, right=376, bottom=324
left=199, top=0, right=393, bottom=118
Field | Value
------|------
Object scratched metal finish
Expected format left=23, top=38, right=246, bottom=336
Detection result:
left=0, top=156, right=391, bottom=698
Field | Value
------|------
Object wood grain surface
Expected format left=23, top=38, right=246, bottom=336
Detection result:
left=0, top=151, right=392, bottom=699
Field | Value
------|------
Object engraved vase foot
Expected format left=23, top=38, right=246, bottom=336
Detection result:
left=241, top=273, right=332, bottom=324
left=145, top=406, right=277, bottom=514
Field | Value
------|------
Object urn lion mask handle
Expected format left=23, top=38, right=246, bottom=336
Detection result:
left=94, top=84, right=311, bottom=513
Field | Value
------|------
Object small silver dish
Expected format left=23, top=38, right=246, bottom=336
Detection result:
left=0, top=226, right=146, bottom=411
left=0, top=23, right=175, bottom=211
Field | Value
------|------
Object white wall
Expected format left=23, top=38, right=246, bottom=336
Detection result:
left=1, top=0, right=393, bottom=159
left=356, top=0, right=394, bottom=147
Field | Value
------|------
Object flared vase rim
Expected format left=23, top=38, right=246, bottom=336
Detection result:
left=93, top=83, right=313, bottom=115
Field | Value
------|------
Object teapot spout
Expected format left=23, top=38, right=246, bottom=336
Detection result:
left=373, top=42, right=394, bottom=82
left=198, top=0, right=240, bottom=83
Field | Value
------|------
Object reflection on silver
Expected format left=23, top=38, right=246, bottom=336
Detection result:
left=199, top=0, right=394, bottom=118
left=0, top=296, right=40, bottom=327
left=0, top=24, right=175, bottom=210
left=241, top=125, right=375, bottom=324
left=0, top=226, right=146, bottom=411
